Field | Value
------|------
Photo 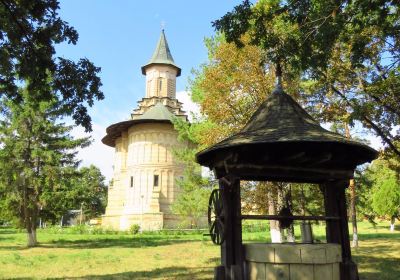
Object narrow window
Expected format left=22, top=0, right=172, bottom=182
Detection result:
left=153, top=175, right=159, bottom=187
left=130, top=176, right=134, bottom=188
left=159, top=79, right=162, bottom=92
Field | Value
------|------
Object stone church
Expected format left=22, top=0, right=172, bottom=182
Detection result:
left=101, top=30, right=189, bottom=230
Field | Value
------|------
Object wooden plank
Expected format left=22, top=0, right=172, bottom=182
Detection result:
left=241, top=215, right=340, bottom=221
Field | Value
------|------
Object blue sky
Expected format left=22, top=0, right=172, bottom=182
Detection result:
left=56, top=1, right=243, bottom=181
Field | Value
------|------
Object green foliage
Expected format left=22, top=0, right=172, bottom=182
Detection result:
left=214, top=0, right=400, bottom=158
left=357, top=159, right=400, bottom=227
left=368, top=160, right=400, bottom=218
left=0, top=89, right=90, bottom=246
left=40, top=165, right=107, bottom=223
left=354, top=170, right=377, bottom=226
left=129, top=224, right=140, bottom=235
left=171, top=147, right=214, bottom=228
left=0, top=0, right=103, bottom=131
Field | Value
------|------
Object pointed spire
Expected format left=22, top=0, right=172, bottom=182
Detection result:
left=141, top=30, right=181, bottom=76
left=150, top=29, right=175, bottom=64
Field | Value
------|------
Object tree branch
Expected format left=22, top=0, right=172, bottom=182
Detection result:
left=330, top=85, right=400, bottom=158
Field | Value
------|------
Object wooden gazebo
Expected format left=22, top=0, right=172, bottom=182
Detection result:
left=196, top=83, right=377, bottom=280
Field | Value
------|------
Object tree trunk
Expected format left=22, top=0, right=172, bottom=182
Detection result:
left=390, top=215, right=396, bottom=232
left=268, top=185, right=282, bottom=243
left=23, top=182, right=38, bottom=247
left=345, top=124, right=359, bottom=248
left=349, top=179, right=358, bottom=247
left=27, top=227, right=37, bottom=247
left=287, top=224, right=295, bottom=242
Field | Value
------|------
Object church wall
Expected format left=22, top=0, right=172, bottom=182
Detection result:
left=103, top=122, right=186, bottom=230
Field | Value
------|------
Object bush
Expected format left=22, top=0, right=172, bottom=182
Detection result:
left=129, top=224, right=140, bottom=235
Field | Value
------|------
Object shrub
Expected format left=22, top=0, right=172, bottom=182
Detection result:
left=129, top=224, right=140, bottom=235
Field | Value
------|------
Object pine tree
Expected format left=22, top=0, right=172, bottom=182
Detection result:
left=0, top=90, right=89, bottom=246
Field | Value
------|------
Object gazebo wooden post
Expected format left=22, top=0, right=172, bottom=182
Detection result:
left=323, top=180, right=359, bottom=280
left=218, top=175, right=244, bottom=280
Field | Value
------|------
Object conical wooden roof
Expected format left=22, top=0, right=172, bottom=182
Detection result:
left=196, top=86, right=378, bottom=182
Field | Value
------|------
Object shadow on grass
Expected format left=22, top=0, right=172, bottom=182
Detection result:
left=0, top=236, right=195, bottom=251
left=12, top=266, right=214, bottom=280
left=358, top=232, right=400, bottom=240
left=0, top=228, right=19, bottom=235
left=355, top=255, right=400, bottom=280
left=0, top=236, right=14, bottom=242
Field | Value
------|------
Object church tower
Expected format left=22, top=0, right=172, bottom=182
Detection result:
left=101, top=30, right=188, bottom=230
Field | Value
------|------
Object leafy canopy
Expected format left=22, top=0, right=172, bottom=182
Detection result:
left=213, top=0, right=400, bottom=157
left=0, top=0, right=103, bottom=131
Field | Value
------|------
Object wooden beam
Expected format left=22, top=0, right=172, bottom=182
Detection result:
left=214, top=164, right=353, bottom=183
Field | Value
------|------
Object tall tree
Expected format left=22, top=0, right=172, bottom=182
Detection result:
left=0, top=91, right=89, bottom=246
left=0, top=0, right=103, bottom=131
left=214, top=0, right=400, bottom=158
left=0, top=0, right=103, bottom=246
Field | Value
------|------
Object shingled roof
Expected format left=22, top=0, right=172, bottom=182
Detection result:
left=141, top=30, right=181, bottom=76
left=102, top=103, right=175, bottom=147
left=137, top=102, right=175, bottom=121
left=196, top=85, right=378, bottom=180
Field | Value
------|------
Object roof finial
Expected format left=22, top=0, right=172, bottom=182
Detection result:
left=161, top=20, right=166, bottom=31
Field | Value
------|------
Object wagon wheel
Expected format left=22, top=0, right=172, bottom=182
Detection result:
left=208, top=189, right=225, bottom=245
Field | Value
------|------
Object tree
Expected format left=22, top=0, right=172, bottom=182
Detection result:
left=40, top=165, right=107, bottom=224
left=214, top=0, right=400, bottom=158
left=0, top=0, right=103, bottom=247
left=0, top=90, right=89, bottom=246
left=0, top=0, right=103, bottom=131
left=171, top=147, right=214, bottom=228
left=367, top=160, right=400, bottom=231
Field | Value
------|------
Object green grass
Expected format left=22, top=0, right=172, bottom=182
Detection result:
left=0, top=221, right=399, bottom=279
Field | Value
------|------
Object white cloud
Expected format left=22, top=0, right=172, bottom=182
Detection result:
left=176, top=90, right=200, bottom=121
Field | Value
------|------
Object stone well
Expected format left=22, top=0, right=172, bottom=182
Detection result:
left=245, top=243, right=342, bottom=280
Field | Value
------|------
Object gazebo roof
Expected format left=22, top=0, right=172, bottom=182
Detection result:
left=141, top=30, right=181, bottom=76
left=196, top=86, right=378, bottom=182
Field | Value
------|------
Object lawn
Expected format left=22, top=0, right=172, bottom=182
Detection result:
left=0, top=221, right=399, bottom=279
